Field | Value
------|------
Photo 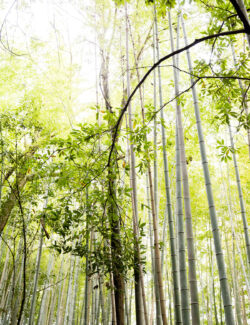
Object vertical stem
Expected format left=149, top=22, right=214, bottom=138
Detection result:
left=29, top=197, right=48, bottom=325
left=99, top=276, right=106, bottom=325
left=146, top=175, right=161, bottom=325
left=176, top=124, right=190, bottom=324
left=83, top=189, right=90, bottom=325
left=38, top=253, right=55, bottom=325
left=51, top=256, right=64, bottom=325
left=228, top=123, right=250, bottom=267
left=180, top=9, right=235, bottom=325
left=124, top=4, right=144, bottom=324
left=154, top=5, right=180, bottom=325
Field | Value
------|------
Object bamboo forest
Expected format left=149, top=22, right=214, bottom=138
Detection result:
left=0, top=0, right=249, bottom=324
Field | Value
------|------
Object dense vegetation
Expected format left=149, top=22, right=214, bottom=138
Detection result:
left=0, top=0, right=249, bottom=324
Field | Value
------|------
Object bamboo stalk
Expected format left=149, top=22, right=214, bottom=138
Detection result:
left=179, top=8, right=235, bottom=325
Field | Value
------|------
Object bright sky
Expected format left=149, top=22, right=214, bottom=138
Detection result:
left=0, top=0, right=98, bottom=125
left=0, top=0, right=230, bottom=129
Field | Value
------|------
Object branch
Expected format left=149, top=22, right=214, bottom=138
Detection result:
left=148, top=78, right=200, bottom=123
left=168, top=64, right=250, bottom=81
left=107, top=28, right=246, bottom=167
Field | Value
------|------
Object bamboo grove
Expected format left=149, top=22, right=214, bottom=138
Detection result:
left=0, top=0, right=249, bottom=324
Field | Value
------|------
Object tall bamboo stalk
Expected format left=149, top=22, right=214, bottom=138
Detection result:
left=55, top=258, right=65, bottom=325
left=49, top=256, right=64, bottom=325
left=228, top=123, right=250, bottom=267
left=64, top=255, right=74, bottom=325
left=146, top=175, right=161, bottom=325
left=173, top=15, right=190, bottom=325
left=219, top=162, right=250, bottom=299
left=152, top=21, right=162, bottom=325
left=179, top=9, right=235, bottom=325
left=125, top=4, right=144, bottom=324
left=153, top=5, right=182, bottom=325
left=176, top=121, right=190, bottom=325
left=57, top=263, right=69, bottom=325
left=147, top=154, right=168, bottom=325
left=140, top=100, right=168, bottom=324
left=29, top=190, right=49, bottom=325
left=38, top=253, right=55, bottom=325
left=169, top=9, right=201, bottom=325
left=127, top=10, right=168, bottom=322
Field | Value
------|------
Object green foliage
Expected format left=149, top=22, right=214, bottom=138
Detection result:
left=0, top=1, right=249, bottom=322
left=216, top=139, right=236, bottom=162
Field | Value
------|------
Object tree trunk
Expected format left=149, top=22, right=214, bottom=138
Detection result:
left=38, top=253, right=55, bottom=325
left=125, top=4, right=144, bottom=324
left=176, top=124, right=190, bottom=325
left=0, top=173, right=29, bottom=234
left=49, top=256, right=64, bottom=325
left=64, top=254, right=74, bottom=325
left=180, top=9, right=235, bottom=325
left=28, top=230, right=44, bottom=325
left=228, top=123, right=250, bottom=267
left=151, top=22, right=162, bottom=325
left=230, top=0, right=250, bottom=45
left=55, top=258, right=65, bottom=325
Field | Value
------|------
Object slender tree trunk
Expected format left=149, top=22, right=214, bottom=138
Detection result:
left=231, top=0, right=250, bottom=46
left=55, top=258, right=65, bottom=325
left=12, top=257, right=24, bottom=324
left=49, top=256, right=64, bottom=325
left=220, top=161, right=250, bottom=299
left=57, top=264, right=69, bottom=325
left=0, top=173, right=30, bottom=234
left=147, top=164, right=168, bottom=325
left=241, top=288, right=248, bottom=324
left=232, top=237, right=242, bottom=325
left=1, top=265, right=12, bottom=322
left=125, top=5, right=144, bottom=324
left=29, top=230, right=44, bottom=323
left=64, top=255, right=74, bottom=325
left=110, top=271, right=117, bottom=325
left=99, top=13, right=125, bottom=322
left=38, top=253, right=55, bottom=325
left=128, top=12, right=168, bottom=322
left=95, top=281, right=101, bottom=325
left=169, top=9, right=199, bottom=325
left=176, top=124, right=190, bottom=325
left=146, top=175, right=161, bottom=325
left=152, top=22, right=162, bottom=325
left=179, top=9, right=235, bottom=325
left=71, top=257, right=78, bottom=325
left=168, top=9, right=200, bottom=324
left=28, top=231, right=43, bottom=325
left=208, top=233, right=219, bottom=325
left=2, top=237, right=24, bottom=324
left=99, top=276, right=106, bottom=325
left=91, top=277, right=96, bottom=325
left=228, top=123, right=250, bottom=267
left=174, top=20, right=190, bottom=324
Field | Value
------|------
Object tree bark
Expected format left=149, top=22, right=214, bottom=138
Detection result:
left=0, top=173, right=31, bottom=234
